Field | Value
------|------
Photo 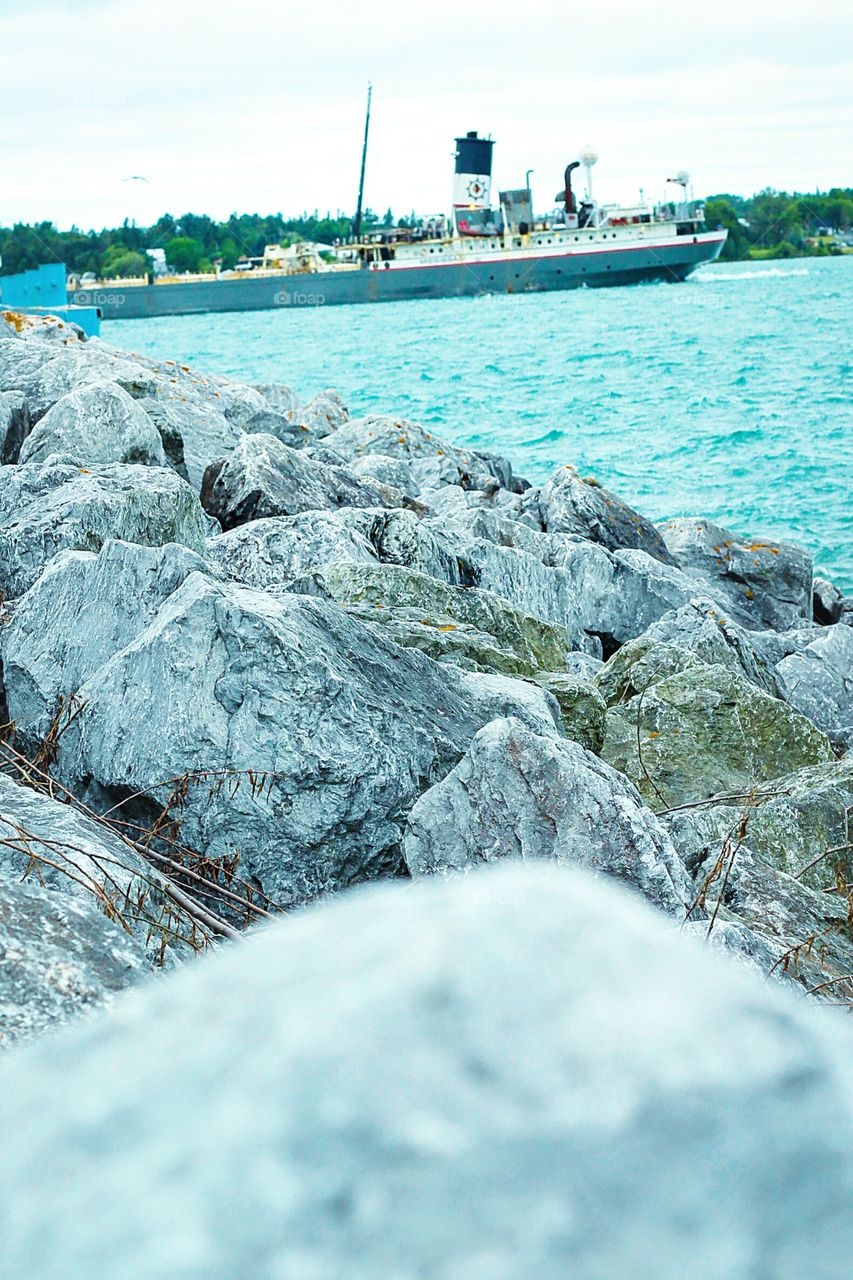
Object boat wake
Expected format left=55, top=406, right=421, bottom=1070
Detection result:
left=695, top=266, right=810, bottom=282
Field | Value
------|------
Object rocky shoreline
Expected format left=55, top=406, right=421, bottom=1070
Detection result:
left=1, top=308, right=852, bottom=1273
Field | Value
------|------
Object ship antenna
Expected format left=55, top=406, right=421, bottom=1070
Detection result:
left=353, top=82, right=372, bottom=242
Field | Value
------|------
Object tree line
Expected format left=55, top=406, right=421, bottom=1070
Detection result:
left=704, top=188, right=853, bottom=260
left=1, top=192, right=851, bottom=277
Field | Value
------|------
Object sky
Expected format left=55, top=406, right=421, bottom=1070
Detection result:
left=1, top=0, right=851, bottom=231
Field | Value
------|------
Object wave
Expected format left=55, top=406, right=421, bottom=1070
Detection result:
left=695, top=267, right=810, bottom=282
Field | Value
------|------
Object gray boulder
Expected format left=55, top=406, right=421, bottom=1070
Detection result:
left=297, top=562, right=570, bottom=677
left=0, top=461, right=209, bottom=599
left=136, top=394, right=237, bottom=489
left=663, top=755, right=853, bottom=895
left=524, top=466, right=675, bottom=564
left=1, top=863, right=852, bottom=1279
left=0, top=389, right=30, bottom=463
left=0, top=336, right=156, bottom=421
left=774, top=623, right=853, bottom=750
left=660, top=516, right=813, bottom=631
left=19, top=381, right=166, bottom=468
left=683, top=846, right=853, bottom=1004
left=250, top=386, right=348, bottom=446
left=533, top=673, right=607, bottom=752
left=813, top=576, right=843, bottom=625
left=205, top=511, right=379, bottom=592
left=594, top=597, right=779, bottom=706
left=403, top=717, right=692, bottom=914
left=0, top=773, right=196, bottom=965
left=602, top=663, right=834, bottom=809
left=1, top=540, right=214, bottom=746
left=18, top=561, right=560, bottom=906
left=437, top=510, right=749, bottom=647
left=201, top=432, right=407, bottom=530
left=127, top=355, right=282, bottom=489
left=0, top=873, right=146, bottom=1048
left=207, top=509, right=460, bottom=602
left=321, top=413, right=521, bottom=496
left=349, top=451, right=418, bottom=495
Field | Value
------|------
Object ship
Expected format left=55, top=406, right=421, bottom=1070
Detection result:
left=69, top=126, right=726, bottom=321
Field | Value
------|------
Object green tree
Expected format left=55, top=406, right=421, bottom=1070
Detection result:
left=703, top=198, right=749, bottom=260
left=101, top=245, right=149, bottom=278
left=164, top=236, right=204, bottom=273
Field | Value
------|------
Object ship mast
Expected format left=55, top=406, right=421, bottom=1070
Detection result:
left=353, top=82, right=372, bottom=242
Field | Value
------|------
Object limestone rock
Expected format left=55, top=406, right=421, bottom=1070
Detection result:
left=0, top=389, right=30, bottom=463
left=813, top=576, right=843, bottom=625
left=774, top=623, right=853, bottom=750
left=0, top=461, right=210, bottom=600
left=594, top=598, right=779, bottom=706
left=321, top=413, right=521, bottom=496
left=1, top=540, right=214, bottom=747
left=19, top=381, right=166, bottom=468
left=0, top=873, right=146, bottom=1048
left=349, top=451, right=418, bottom=495
left=206, top=507, right=460, bottom=597
left=297, top=562, right=570, bottom=676
left=663, top=756, right=853, bottom=895
left=524, top=466, right=675, bottom=564
left=136, top=394, right=236, bottom=489
left=534, top=673, right=607, bottom=752
left=0, top=336, right=156, bottom=421
left=350, top=607, right=544, bottom=677
left=660, top=516, right=813, bottom=631
left=2, top=864, right=851, bottom=1279
left=403, top=718, right=692, bottom=913
left=201, top=432, right=407, bottom=529
left=0, top=774, right=195, bottom=965
left=601, top=663, right=834, bottom=809
left=20, top=565, right=560, bottom=907
left=683, top=847, right=853, bottom=1004
left=565, top=651, right=604, bottom=679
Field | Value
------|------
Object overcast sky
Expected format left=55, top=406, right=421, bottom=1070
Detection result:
left=1, top=0, right=851, bottom=231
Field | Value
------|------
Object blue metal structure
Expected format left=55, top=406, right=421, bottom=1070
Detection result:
left=0, top=263, right=101, bottom=336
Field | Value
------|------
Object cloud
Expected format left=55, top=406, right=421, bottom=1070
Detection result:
left=1, top=0, right=851, bottom=227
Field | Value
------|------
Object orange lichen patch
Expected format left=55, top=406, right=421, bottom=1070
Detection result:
left=723, top=540, right=733, bottom=547
left=180, top=364, right=191, bottom=372
left=436, top=449, right=444, bottom=456
left=435, top=624, right=457, bottom=632
left=78, top=468, right=92, bottom=474
left=747, top=543, right=779, bottom=554
left=299, top=424, right=310, bottom=433
left=745, top=588, right=754, bottom=600
left=717, top=618, right=727, bottom=626
left=2, top=310, right=26, bottom=333
left=646, top=731, right=660, bottom=740
left=582, top=476, right=599, bottom=487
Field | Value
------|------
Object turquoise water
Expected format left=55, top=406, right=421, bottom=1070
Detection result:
left=109, top=256, right=853, bottom=591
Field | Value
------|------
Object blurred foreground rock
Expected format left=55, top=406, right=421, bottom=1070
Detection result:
left=0, top=865, right=851, bottom=1279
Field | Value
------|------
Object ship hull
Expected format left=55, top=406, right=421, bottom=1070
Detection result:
left=71, top=233, right=726, bottom=320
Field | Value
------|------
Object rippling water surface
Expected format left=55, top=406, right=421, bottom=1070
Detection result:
left=110, top=256, right=853, bottom=590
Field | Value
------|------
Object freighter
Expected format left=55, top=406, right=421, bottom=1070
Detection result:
left=70, top=131, right=726, bottom=321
